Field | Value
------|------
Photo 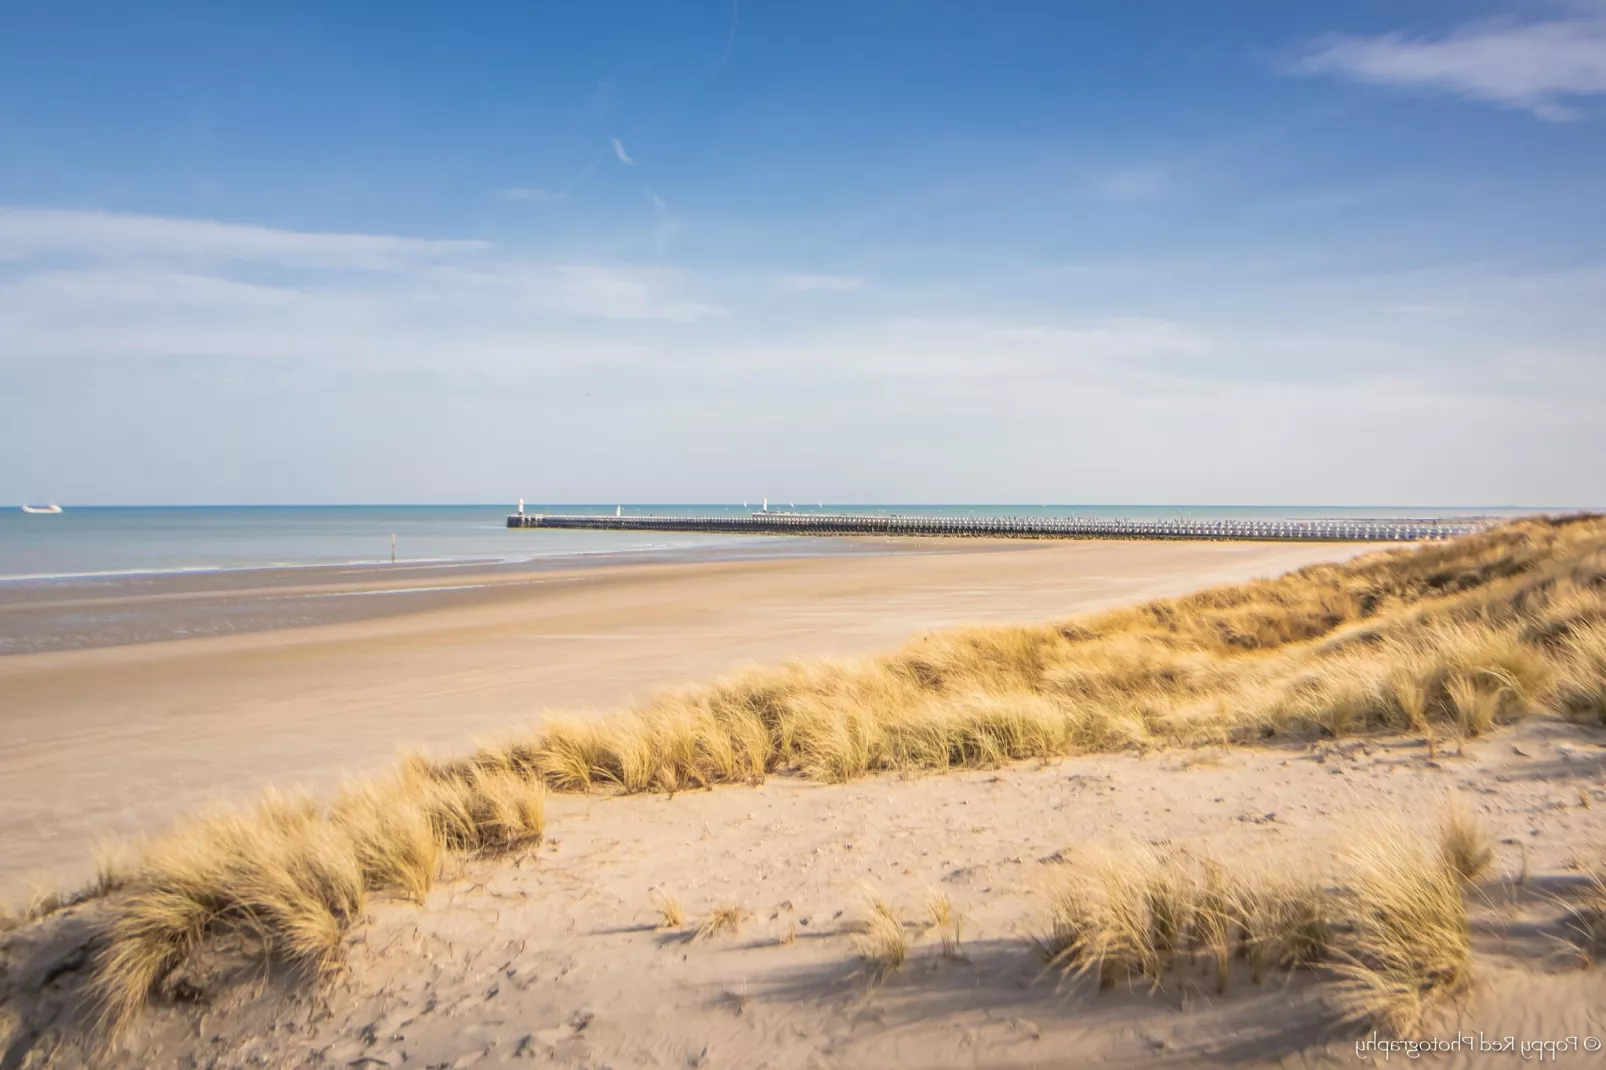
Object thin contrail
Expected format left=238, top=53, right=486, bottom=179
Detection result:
left=711, top=0, right=740, bottom=75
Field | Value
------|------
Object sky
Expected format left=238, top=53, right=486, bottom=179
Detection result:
left=2, top=1, right=1604, bottom=506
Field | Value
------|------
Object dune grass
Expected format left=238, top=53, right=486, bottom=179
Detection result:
left=87, top=761, right=544, bottom=1035
left=925, top=889, right=965, bottom=960
left=853, top=894, right=913, bottom=981
left=1329, top=828, right=1473, bottom=1034
left=651, top=891, right=684, bottom=930
left=473, top=513, right=1606, bottom=787
left=41, top=513, right=1606, bottom=1034
left=1436, top=805, right=1494, bottom=883
left=1036, top=820, right=1473, bottom=1034
left=1571, top=872, right=1606, bottom=965
left=693, top=904, right=751, bottom=942
left=1035, top=844, right=1298, bottom=995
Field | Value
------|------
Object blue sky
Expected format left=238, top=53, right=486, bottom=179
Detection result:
left=2, top=1, right=1604, bottom=505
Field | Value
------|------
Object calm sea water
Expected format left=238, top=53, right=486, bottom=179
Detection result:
left=0, top=504, right=1536, bottom=583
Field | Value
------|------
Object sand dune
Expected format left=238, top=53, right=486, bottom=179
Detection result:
left=12, top=527, right=1606, bottom=1068
left=9, top=720, right=1606, bottom=1067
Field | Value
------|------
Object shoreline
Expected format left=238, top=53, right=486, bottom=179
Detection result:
left=0, top=537, right=1377, bottom=896
left=0, top=535, right=976, bottom=656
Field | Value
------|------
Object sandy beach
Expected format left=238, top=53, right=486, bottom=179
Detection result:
left=8, top=519, right=1606, bottom=1069
left=0, top=538, right=1370, bottom=898
left=41, top=717, right=1601, bottom=1069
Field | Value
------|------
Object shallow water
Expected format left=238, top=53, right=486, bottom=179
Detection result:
left=0, top=504, right=1542, bottom=654
left=0, top=503, right=1528, bottom=582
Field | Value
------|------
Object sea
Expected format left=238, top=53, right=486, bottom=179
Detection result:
left=0, top=504, right=1547, bottom=583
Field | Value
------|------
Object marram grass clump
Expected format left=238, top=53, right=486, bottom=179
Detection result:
left=1034, top=819, right=1474, bottom=1035
left=1329, top=828, right=1473, bottom=1035
left=1035, top=844, right=1327, bottom=995
left=88, top=762, right=544, bottom=1036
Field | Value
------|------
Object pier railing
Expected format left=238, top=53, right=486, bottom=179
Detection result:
left=506, top=511, right=1484, bottom=543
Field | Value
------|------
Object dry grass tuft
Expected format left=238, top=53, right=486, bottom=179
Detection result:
left=651, top=891, right=684, bottom=930
left=854, top=894, right=912, bottom=981
left=91, top=839, right=139, bottom=898
left=1437, top=805, right=1494, bottom=883
left=1036, top=822, right=1471, bottom=1034
left=925, top=889, right=965, bottom=960
left=693, top=904, right=751, bottom=942
left=90, top=792, right=367, bottom=1035
left=88, top=764, right=544, bottom=1036
left=1037, top=845, right=1244, bottom=993
left=1238, top=874, right=1333, bottom=983
left=24, top=882, right=65, bottom=924
left=1329, top=827, right=1472, bottom=1035
left=1571, top=872, right=1606, bottom=965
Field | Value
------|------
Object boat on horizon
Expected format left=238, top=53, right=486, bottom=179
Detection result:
left=20, top=503, right=63, bottom=514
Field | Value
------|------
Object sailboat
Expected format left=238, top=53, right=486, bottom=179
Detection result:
left=20, top=503, right=62, bottom=514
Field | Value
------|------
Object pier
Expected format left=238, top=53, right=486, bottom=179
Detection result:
left=507, top=511, right=1484, bottom=543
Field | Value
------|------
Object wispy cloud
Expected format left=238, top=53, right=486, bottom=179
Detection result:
left=646, top=190, right=668, bottom=212
left=611, top=137, right=635, bottom=165
left=776, top=273, right=863, bottom=293
left=1290, top=16, right=1606, bottom=120
left=507, top=264, right=720, bottom=322
left=4, top=209, right=1602, bottom=505
left=0, top=210, right=727, bottom=367
left=496, top=187, right=564, bottom=203
left=0, top=207, right=485, bottom=270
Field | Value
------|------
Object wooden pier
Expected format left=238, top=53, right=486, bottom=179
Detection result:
left=506, top=511, right=1484, bottom=543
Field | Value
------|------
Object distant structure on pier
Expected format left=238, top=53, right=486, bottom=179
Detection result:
left=507, top=510, right=1484, bottom=544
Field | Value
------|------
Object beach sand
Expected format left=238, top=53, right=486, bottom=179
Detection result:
left=0, top=538, right=1371, bottom=897
left=9, top=534, right=1606, bottom=1069
left=13, top=719, right=1606, bottom=1068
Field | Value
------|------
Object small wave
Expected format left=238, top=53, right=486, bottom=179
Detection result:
left=0, top=556, right=498, bottom=585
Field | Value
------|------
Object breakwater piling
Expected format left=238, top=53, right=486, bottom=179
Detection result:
left=506, top=512, right=1484, bottom=543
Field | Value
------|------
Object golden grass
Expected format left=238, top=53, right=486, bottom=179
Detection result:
left=925, top=889, right=965, bottom=960
left=652, top=891, right=684, bottom=930
left=1437, top=805, right=1494, bottom=883
left=88, top=764, right=543, bottom=1035
left=1571, top=872, right=1606, bottom=965
left=693, top=904, right=750, bottom=942
left=1036, top=844, right=1259, bottom=994
left=1036, top=821, right=1471, bottom=1034
left=853, top=894, right=912, bottom=981
left=1329, top=828, right=1472, bottom=1035
left=50, top=513, right=1606, bottom=1033
left=468, top=514, right=1606, bottom=788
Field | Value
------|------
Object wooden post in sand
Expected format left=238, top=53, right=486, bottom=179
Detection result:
left=391, top=533, right=396, bottom=564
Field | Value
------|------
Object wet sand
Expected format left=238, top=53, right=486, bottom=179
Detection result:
left=0, top=535, right=913, bottom=655
left=0, top=538, right=1375, bottom=897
